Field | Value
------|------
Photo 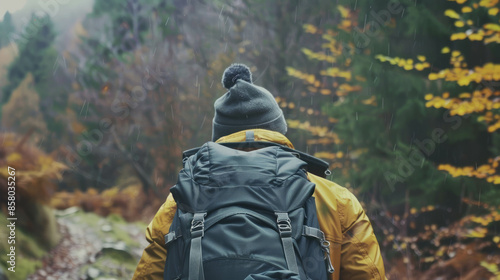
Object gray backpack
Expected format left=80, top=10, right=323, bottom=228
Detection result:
left=164, top=142, right=334, bottom=280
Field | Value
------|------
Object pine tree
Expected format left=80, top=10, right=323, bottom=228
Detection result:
left=1, top=13, right=70, bottom=152
left=287, top=0, right=484, bottom=209
left=2, top=13, right=56, bottom=103
left=0, top=12, right=15, bottom=48
left=288, top=0, right=500, bottom=275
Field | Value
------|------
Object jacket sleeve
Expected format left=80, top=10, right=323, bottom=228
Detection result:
left=339, top=189, right=386, bottom=280
left=133, top=194, right=177, bottom=280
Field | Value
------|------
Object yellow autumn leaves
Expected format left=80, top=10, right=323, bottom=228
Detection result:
left=295, top=0, right=500, bottom=187
left=1, top=133, right=67, bottom=203
left=302, top=48, right=336, bottom=63
left=469, top=211, right=500, bottom=227
left=428, top=63, right=500, bottom=86
left=304, top=24, right=319, bottom=34
left=375, top=54, right=430, bottom=71
left=276, top=97, right=323, bottom=115
left=445, top=0, right=500, bottom=44
left=480, top=261, right=500, bottom=279
left=427, top=49, right=500, bottom=86
left=286, top=118, right=345, bottom=166
left=438, top=157, right=500, bottom=184
left=320, top=67, right=352, bottom=81
left=424, top=28, right=500, bottom=136
left=424, top=88, right=500, bottom=133
left=286, top=67, right=318, bottom=86
left=459, top=209, right=500, bottom=249
left=424, top=87, right=500, bottom=114
left=287, top=119, right=341, bottom=143
left=380, top=0, right=500, bottom=186
left=286, top=66, right=367, bottom=98
left=444, top=9, right=461, bottom=19
left=314, top=151, right=345, bottom=160
left=289, top=17, right=363, bottom=100
left=383, top=202, right=500, bottom=268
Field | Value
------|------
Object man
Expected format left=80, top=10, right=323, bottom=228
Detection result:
left=133, top=64, right=386, bottom=279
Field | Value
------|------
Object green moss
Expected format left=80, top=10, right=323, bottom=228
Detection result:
left=36, top=205, right=61, bottom=249
left=15, top=228, right=47, bottom=259
left=107, top=213, right=126, bottom=223
left=70, top=211, right=146, bottom=248
left=0, top=212, right=47, bottom=280
left=6, top=258, right=42, bottom=280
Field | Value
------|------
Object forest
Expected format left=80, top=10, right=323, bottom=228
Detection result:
left=0, top=0, right=499, bottom=279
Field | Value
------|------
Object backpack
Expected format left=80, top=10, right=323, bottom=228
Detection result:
left=164, top=141, right=334, bottom=280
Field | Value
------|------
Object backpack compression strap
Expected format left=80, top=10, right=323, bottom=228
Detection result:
left=275, top=212, right=299, bottom=275
left=189, top=212, right=207, bottom=280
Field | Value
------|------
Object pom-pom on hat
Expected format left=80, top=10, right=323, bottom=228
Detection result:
left=212, top=63, right=287, bottom=141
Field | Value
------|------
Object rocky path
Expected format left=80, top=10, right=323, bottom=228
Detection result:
left=27, top=208, right=148, bottom=280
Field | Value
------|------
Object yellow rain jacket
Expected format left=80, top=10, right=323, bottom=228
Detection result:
left=133, top=129, right=386, bottom=280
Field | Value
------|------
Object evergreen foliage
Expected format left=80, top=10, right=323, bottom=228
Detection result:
left=287, top=0, right=500, bottom=276
left=2, top=14, right=56, bottom=103
left=0, top=12, right=15, bottom=48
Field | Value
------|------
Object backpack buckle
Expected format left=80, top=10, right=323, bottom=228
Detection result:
left=190, top=212, right=207, bottom=238
left=275, top=212, right=292, bottom=238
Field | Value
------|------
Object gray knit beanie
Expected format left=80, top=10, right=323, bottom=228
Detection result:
left=212, top=64, right=287, bottom=141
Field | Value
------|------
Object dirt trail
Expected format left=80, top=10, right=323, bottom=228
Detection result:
left=27, top=216, right=99, bottom=280
left=27, top=208, right=147, bottom=280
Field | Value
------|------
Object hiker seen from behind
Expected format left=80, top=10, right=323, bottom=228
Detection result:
left=133, top=64, right=386, bottom=280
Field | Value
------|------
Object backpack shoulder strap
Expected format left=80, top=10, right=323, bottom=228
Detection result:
left=189, top=212, right=207, bottom=280
left=275, top=212, right=299, bottom=275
